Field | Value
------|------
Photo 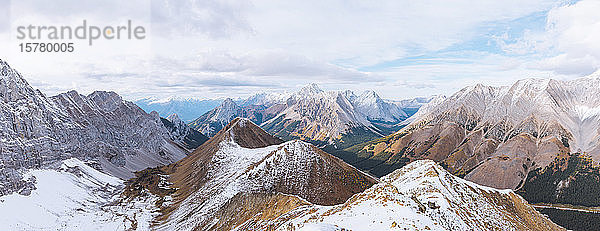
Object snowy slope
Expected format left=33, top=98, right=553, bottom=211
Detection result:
left=0, top=158, right=156, bottom=231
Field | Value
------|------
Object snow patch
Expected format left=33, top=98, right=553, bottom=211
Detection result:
left=573, top=105, right=600, bottom=121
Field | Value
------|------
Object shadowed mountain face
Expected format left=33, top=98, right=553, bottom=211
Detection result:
left=0, top=59, right=188, bottom=196
left=160, top=113, right=208, bottom=150
left=347, top=77, right=600, bottom=190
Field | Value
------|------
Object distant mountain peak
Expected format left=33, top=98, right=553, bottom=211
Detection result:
left=298, top=83, right=324, bottom=95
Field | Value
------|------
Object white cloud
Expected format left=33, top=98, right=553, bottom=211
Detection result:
left=500, top=0, right=600, bottom=76
left=3, top=0, right=586, bottom=101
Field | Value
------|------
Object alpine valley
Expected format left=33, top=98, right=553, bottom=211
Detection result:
left=1, top=58, right=594, bottom=230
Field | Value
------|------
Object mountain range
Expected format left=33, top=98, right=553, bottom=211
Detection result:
left=0, top=58, right=591, bottom=230
left=189, top=83, right=433, bottom=150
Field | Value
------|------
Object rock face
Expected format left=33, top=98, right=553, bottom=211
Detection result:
left=161, top=113, right=208, bottom=150
left=0, top=59, right=187, bottom=196
left=154, top=118, right=378, bottom=230
left=350, top=77, right=600, bottom=189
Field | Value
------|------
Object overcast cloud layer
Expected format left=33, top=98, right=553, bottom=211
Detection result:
left=1, top=0, right=598, bottom=100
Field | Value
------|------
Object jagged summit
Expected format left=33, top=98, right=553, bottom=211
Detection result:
left=360, top=89, right=379, bottom=99
left=190, top=82, right=428, bottom=147
left=160, top=113, right=208, bottom=150
left=221, top=97, right=237, bottom=107
left=0, top=60, right=189, bottom=195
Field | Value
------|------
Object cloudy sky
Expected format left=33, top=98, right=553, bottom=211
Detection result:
left=1, top=0, right=599, bottom=101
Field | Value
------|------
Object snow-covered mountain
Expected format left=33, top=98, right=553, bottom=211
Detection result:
left=135, top=97, right=222, bottom=122
left=349, top=90, right=408, bottom=122
left=139, top=118, right=378, bottom=230
left=0, top=108, right=563, bottom=230
left=351, top=76, right=600, bottom=190
left=0, top=59, right=188, bottom=196
left=240, top=91, right=290, bottom=106
left=261, top=84, right=383, bottom=147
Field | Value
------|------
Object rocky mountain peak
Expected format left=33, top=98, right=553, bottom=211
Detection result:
left=342, top=89, right=357, bottom=102
left=218, top=117, right=283, bottom=148
left=159, top=117, right=377, bottom=230
left=87, top=90, right=125, bottom=112
left=0, top=59, right=39, bottom=103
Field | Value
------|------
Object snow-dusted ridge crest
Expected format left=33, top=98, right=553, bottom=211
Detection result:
left=275, top=160, right=563, bottom=231
left=144, top=118, right=560, bottom=231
